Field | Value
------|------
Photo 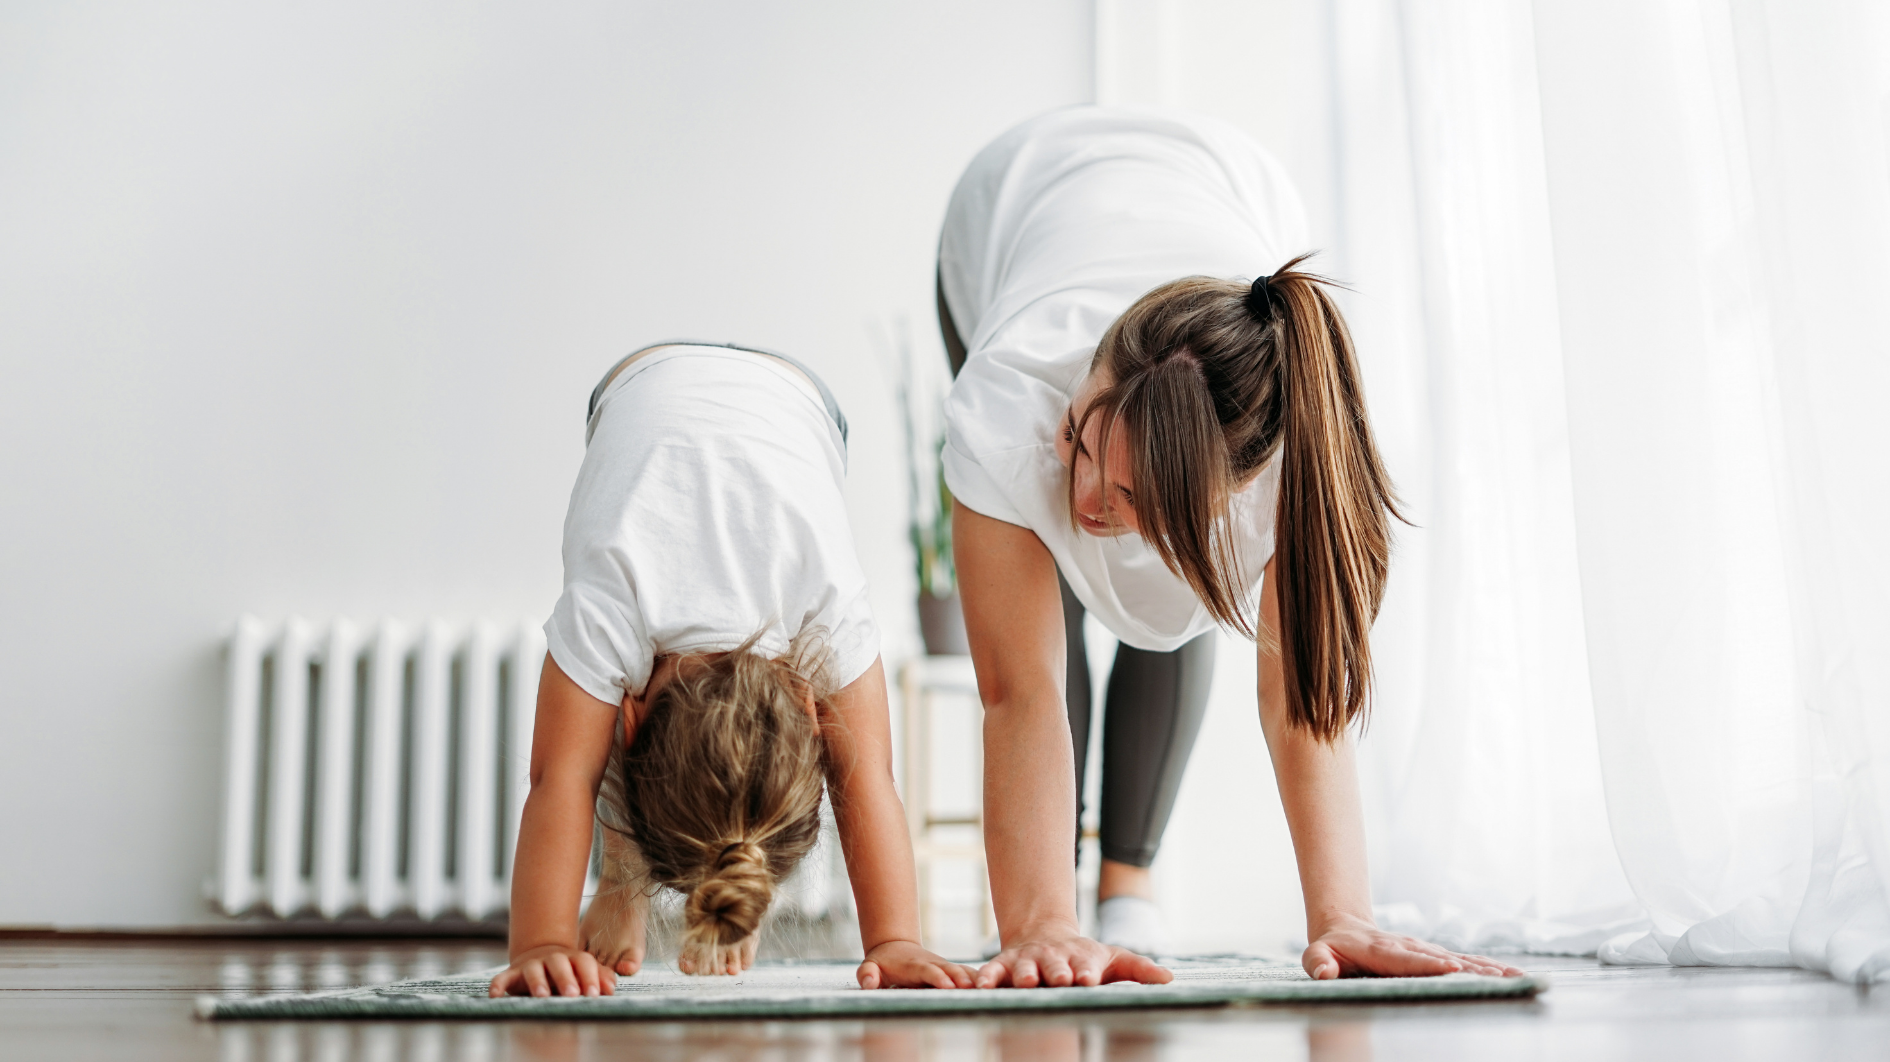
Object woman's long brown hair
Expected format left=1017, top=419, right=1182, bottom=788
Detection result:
left=1079, top=254, right=1400, bottom=741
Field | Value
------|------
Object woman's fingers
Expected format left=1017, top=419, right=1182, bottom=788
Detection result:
left=1101, top=948, right=1173, bottom=984
left=974, top=959, right=1008, bottom=989
left=1303, top=940, right=1342, bottom=980
left=967, top=944, right=1170, bottom=989
left=1373, top=941, right=1457, bottom=975
left=1453, top=952, right=1522, bottom=977
left=1468, top=953, right=1523, bottom=977
left=1308, top=930, right=1526, bottom=980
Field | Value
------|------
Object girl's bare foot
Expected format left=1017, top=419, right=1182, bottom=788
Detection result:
left=580, top=884, right=649, bottom=976
left=678, top=931, right=759, bottom=976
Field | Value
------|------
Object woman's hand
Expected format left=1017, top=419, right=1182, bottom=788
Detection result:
left=975, top=927, right=1173, bottom=988
left=488, top=944, right=617, bottom=997
left=1303, top=915, right=1523, bottom=979
left=857, top=940, right=978, bottom=989
left=678, top=932, right=759, bottom=976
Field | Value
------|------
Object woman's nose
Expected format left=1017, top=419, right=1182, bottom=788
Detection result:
left=1072, top=468, right=1102, bottom=517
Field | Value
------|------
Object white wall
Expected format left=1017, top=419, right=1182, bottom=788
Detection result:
left=0, top=1, right=1093, bottom=928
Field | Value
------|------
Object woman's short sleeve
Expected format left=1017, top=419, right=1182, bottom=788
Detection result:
left=941, top=434, right=1028, bottom=528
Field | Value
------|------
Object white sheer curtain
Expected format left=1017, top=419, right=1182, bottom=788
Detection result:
left=1103, top=0, right=1890, bottom=979
left=1328, top=0, right=1645, bottom=958
left=1325, top=0, right=1890, bottom=981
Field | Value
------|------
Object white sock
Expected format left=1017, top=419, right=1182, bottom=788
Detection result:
left=1096, top=895, right=1173, bottom=957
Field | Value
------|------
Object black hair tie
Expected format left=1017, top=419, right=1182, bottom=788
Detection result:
left=1244, top=273, right=1276, bottom=320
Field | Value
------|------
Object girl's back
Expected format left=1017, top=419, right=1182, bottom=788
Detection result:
left=549, top=344, right=881, bottom=709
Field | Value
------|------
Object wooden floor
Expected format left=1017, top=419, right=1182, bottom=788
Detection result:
left=3, top=937, right=1888, bottom=1061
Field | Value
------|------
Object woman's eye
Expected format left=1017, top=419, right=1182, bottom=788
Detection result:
left=1063, top=424, right=1074, bottom=442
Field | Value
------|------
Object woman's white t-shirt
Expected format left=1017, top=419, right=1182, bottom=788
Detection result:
left=545, top=346, right=880, bottom=705
left=938, top=106, right=1309, bottom=651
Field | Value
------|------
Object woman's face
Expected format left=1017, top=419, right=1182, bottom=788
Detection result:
left=1056, top=369, right=1142, bottom=537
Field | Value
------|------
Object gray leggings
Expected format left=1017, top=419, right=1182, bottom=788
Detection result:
left=939, top=273, right=1216, bottom=869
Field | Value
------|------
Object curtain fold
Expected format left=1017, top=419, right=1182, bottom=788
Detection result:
left=1332, top=0, right=1643, bottom=957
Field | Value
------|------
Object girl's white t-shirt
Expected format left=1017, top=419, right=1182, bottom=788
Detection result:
left=545, top=346, right=880, bottom=705
left=938, top=106, right=1309, bottom=651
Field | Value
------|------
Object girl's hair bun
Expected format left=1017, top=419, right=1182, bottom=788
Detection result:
left=684, top=839, right=772, bottom=949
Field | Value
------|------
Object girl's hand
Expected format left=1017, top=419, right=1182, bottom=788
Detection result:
left=488, top=944, right=618, bottom=997
left=1303, top=915, right=1523, bottom=979
left=974, top=927, right=1173, bottom=988
left=857, top=940, right=977, bottom=989
left=678, top=932, right=759, bottom=976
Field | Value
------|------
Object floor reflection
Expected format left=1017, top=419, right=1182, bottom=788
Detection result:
left=215, top=1013, right=1367, bottom=1062
left=213, top=945, right=497, bottom=997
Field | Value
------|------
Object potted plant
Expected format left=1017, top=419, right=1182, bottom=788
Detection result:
left=894, top=319, right=969, bottom=656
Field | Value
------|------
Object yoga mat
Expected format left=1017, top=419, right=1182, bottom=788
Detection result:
left=197, top=957, right=1547, bottom=1020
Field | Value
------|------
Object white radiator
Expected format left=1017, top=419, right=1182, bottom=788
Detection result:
left=214, top=616, right=545, bottom=921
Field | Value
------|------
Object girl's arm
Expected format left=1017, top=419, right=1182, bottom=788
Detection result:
left=488, top=654, right=623, bottom=997
left=1257, top=558, right=1521, bottom=979
left=953, top=502, right=1170, bottom=988
left=822, top=657, right=975, bottom=989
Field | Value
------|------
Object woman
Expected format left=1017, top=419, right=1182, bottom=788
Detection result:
left=938, top=108, right=1521, bottom=986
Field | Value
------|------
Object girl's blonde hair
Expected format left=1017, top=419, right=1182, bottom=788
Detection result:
left=609, top=633, right=832, bottom=963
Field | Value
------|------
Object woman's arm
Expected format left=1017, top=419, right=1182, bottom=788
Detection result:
left=488, top=654, right=623, bottom=997
left=822, top=657, right=975, bottom=989
left=954, top=501, right=1170, bottom=988
left=1257, top=558, right=1520, bottom=978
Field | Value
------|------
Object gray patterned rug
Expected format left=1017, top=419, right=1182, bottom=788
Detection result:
left=197, top=957, right=1548, bottom=1020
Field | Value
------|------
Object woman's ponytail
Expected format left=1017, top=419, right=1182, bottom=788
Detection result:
left=1264, top=257, right=1399, bottom=740
left=1091, top=254, right=1399, bottom=742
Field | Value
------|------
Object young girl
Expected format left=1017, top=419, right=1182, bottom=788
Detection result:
left=937, top=107, right=1524, bottom=985
left=489, top=341, right=974, bottom=996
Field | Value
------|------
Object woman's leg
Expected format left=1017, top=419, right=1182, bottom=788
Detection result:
left=1096, top=632, right=1217, bottom=883
left=1059, top=574, right=1094, bottom=865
